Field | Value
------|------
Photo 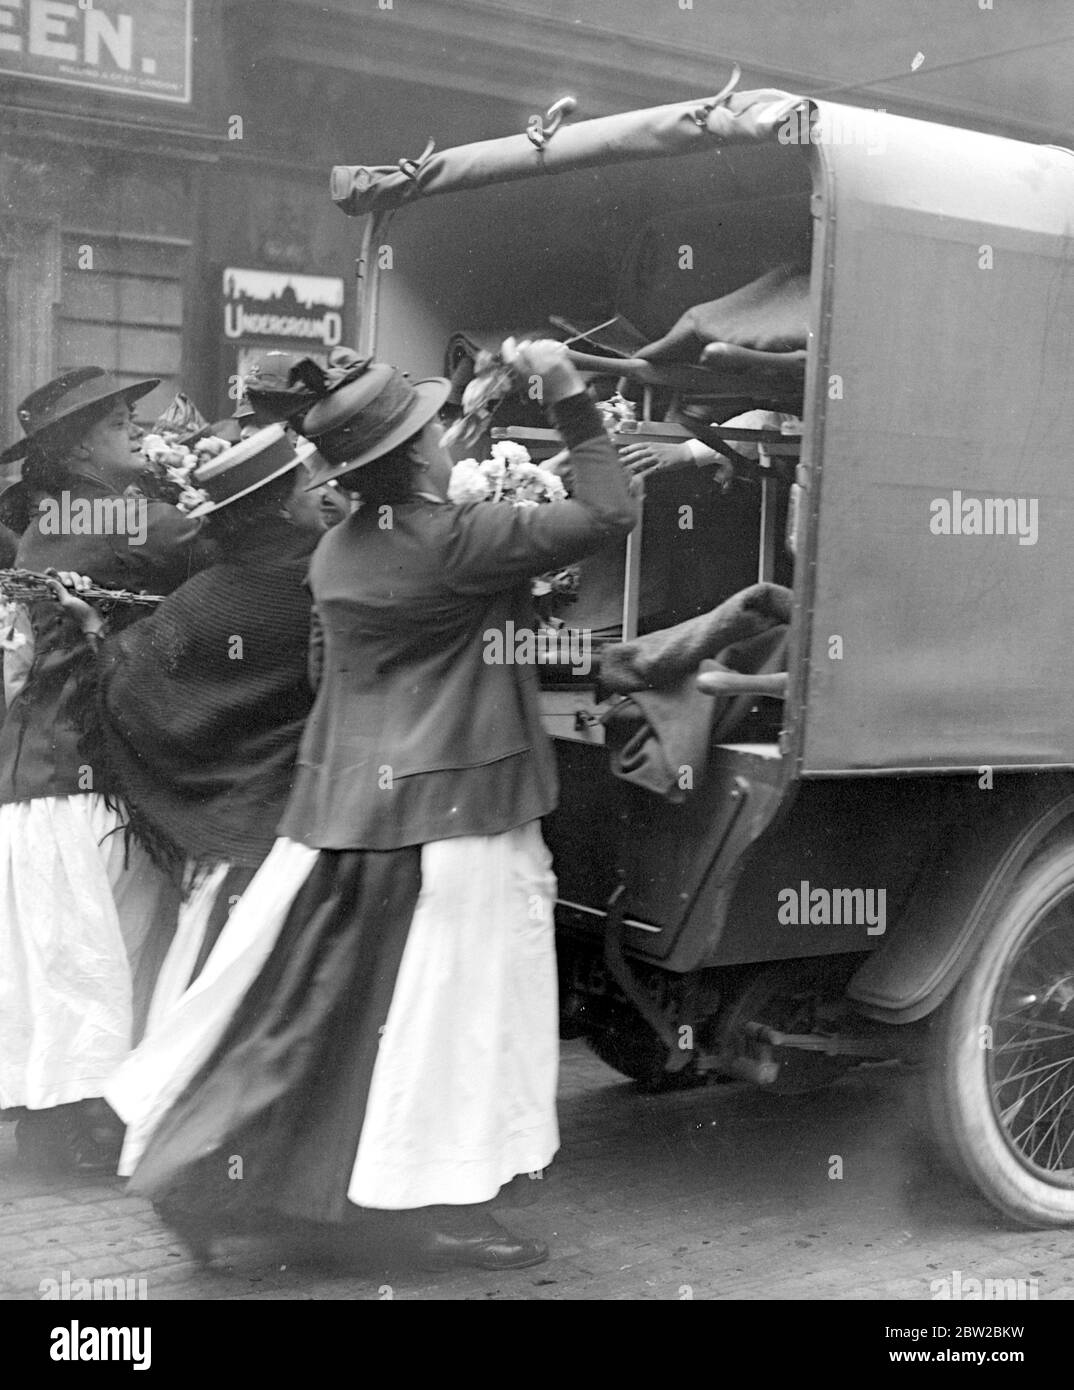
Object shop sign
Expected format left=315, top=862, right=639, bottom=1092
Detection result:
left=223, top=268, right=346, bottom=350
left=0, top=0, right=192, bottom=104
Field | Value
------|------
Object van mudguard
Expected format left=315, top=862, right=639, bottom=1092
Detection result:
left=847, top=774, right=1074, bottom=1024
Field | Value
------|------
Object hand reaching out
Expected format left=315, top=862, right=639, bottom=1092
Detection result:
left=618, top=440, right=695, bottom=480
left=618, top=439, right=735, bottom=486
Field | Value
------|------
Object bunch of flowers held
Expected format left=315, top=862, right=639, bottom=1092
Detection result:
left=0, top=598, right=27, bottom=655
left=448, top=441, right=579, bottom=616
left=139, top=394, right=229, bottom=513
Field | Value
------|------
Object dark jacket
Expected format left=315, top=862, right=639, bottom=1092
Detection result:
left=0, top=477, right=214, bottom=805
left=96, top=517, right=318, bottom=870
left=278, top=392, right=638, bottom=851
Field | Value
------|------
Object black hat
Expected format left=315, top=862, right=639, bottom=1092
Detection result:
left=302, top=362, right=450, bottom=487
left=1, top=367, right=159, bottom=464
left=239, top=350, right=321, bottom=428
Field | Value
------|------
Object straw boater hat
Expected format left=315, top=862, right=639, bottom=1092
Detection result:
left=184, top=423, right=317, bottom=518
left=301, top=361, right=450, bottom=488
left=0, top=367, right=160, bottom=465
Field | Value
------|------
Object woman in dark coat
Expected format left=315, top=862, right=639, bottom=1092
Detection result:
left=87, top=426, right=325, bottom=1026
left=0, top=368, right=214, bottom=1172
left=107, top=340, right=638, bottom=1271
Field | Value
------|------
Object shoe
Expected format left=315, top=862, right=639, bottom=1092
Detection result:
left=152, top=1200, right=218, bottom=1266
left=152, top=1199, right=295, bottom=1267
left=415, top=1219, right=550, bottom=1272
left=14, top=1106, right=119, bottom=1176
left=78, top=1099, right=124, bottom=1155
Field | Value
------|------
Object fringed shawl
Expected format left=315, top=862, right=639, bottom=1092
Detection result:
left=95, top=518, right=318, bottom=875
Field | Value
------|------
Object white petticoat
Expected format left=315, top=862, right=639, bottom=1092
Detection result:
left=108, top=838, right=319, bottom=1174
left=142, top=861, right=232, bottom=1037
left=349, top=822, right=561, bottom=1207
left=109, top=823, right=561, bottom=1208
left=0, top=793, right=180, bottom=1110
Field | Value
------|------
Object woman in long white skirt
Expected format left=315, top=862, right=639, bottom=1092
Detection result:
left=106, top=341, right=637, bottom=1270
left=0, top=367, right=209, bottom=1171
left=108, top=812, right=561, bottom=1274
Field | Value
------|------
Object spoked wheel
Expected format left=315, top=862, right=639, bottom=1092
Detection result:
left=928, top=841, right=1074, bottom=1227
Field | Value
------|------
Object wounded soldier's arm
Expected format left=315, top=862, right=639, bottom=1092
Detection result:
left=618, top=409, right=802, bottom=483
left=617, top=437, right=734, bottom=483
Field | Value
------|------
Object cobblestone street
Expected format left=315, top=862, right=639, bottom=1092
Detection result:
left=3, top=1041, right=1072, bottom=1302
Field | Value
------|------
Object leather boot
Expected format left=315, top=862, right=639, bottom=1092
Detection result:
left=409, top=1204, right=550, bottom=1271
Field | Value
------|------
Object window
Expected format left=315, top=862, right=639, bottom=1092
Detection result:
left=58, top=231, right=188, bottom=424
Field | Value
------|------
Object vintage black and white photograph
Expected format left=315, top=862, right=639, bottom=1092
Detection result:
left=0, top=0, right=1072, bottom=1334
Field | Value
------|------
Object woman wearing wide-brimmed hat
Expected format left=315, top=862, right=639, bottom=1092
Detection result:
left=50, top=426, right=326, bottom=1032
left=106, top=340, right=638, bottom=1271
left=0, top=367, right=215, bottom=1173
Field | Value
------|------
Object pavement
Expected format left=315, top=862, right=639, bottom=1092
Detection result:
left=2, top=1040, right=1073, bottom=1301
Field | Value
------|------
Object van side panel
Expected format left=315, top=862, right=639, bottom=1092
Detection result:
left=798, top=125, right=1074, bottom=773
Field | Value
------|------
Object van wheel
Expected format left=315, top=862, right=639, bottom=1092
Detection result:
left=927, top=840, right=1074, bottom=1227
left=586, top=1025, right=705, bottom=1092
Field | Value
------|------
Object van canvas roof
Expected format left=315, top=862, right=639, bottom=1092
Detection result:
left=330, top=86, right=807, bottom=217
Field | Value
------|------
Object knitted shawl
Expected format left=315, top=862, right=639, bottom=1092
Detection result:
left=95, top=517, right=318, bottom=872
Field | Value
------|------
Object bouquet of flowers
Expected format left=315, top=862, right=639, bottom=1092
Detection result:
left=0, top=597, right=27, bottom=654
left=140, top=395, right=231, bottom=513
left=448, top=440, right=580, bottom=619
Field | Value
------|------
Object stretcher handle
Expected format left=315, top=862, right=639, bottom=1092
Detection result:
left=696, top=668, right=788, bottom=698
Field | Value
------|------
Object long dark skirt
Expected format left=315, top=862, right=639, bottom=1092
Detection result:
left=127, top=847, right=421, bottom=1225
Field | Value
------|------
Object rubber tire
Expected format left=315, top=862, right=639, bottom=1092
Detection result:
left=927, top=840, right=1074, bottom=1228
left=586, top=1028, right=704, bottom=1092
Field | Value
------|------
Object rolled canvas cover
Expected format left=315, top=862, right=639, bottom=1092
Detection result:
left=330, top=88, right=804, bottom=216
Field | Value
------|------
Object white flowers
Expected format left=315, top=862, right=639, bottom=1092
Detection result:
left=448, top=441, right=567, bottom=507
left=445, top=442, right=578, bottom=614
left=141, top=432, right=231, bottom=513
left=447, top=458, right=492, bottom=505
left=141, top=434, right=190, bottom=468
left=176, top=485, right=212, bottom=513
left=0, top=599, right=27, bottom=653
left=142, top=432, right=229, bottom=482
left=491, top=440, right=531, bottom=470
